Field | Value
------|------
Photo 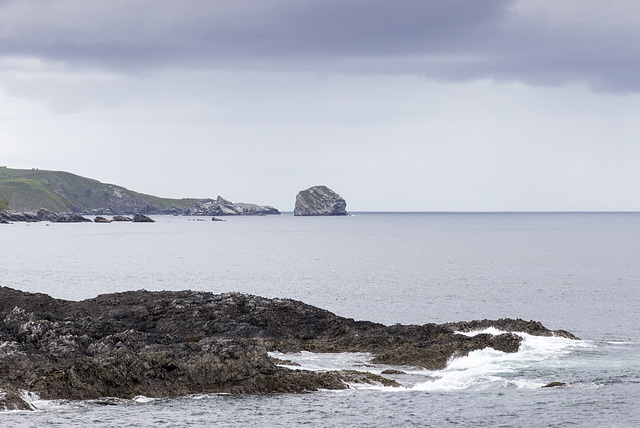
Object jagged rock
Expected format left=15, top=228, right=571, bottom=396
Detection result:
left=0, top=389, right=33, bottom=411
left=112, top=215, right=133, bottom=222
left=444, top=319, right=579, bottom=340
left=94, top=216, right=112, bottom=223
left=184, top=196, right=280, bottom=216
left=294, top=186, right=347, bottom=216
left=0, top=287, right=578, bottom=408
left=133, top=213, right=155, bottom=223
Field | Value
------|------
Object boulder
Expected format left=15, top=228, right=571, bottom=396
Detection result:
left=112, top=215, right=133, bottom=222
left=542, top=382, right=567, bottom=388
left=94, top=216, right=112, bottom=223
left=132, top=214, right=155, bottom=223
left=294, top=186, right=348, bottom=216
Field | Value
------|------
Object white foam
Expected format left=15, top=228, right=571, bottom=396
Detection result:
left=17, top=391, right=67, bottom=411
left=269, top=351, right=374, bottom=372
left=132, top=395, right=157, bottom=403
left=412, top=329, right=593, bottom=391
left=272, top=331, right=592, bottom=393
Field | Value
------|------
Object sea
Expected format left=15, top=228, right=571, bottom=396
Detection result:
left=0, top=212, right=639, bottom=427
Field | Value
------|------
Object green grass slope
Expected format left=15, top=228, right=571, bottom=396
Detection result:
left=0, top=193, right=9, bottom=210
left=0, top=168, right=196, bottom=213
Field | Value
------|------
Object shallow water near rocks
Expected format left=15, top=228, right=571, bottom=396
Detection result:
left=1, top=212, right=639, bottom=426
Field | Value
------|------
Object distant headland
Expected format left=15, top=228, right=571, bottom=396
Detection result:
left=0, top=167, right=279, bottom=218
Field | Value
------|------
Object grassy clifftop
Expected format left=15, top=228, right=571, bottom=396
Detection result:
left=0, top=168, right=196, bottom=214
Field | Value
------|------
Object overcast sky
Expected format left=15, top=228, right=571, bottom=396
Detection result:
left=1, top=0, right=639, bottom=211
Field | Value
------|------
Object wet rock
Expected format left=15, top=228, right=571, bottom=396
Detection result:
left=0, top=389, right=33, bottom=411
left=294, top=186, right=347, bottom=216
left=542, top=382, right=567, bottom=388
left=0, top=287, right=578, bottom=408
left=444, top=319, right=580, bottom=340
left=381, top=369, right=406, bottom=375
left=112, top=215, right=133, bottom=222
left=94, top=216, right=112, bottom=223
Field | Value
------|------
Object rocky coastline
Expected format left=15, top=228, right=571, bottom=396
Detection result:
left=0, top=287, right=578, bottom=411
left=0, top=209, right=157, bottom=224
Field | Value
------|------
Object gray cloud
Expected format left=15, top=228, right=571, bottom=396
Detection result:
left=1, top=0, right=638, bottom=92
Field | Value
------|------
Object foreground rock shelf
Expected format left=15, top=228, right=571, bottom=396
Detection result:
left=0, top=287, right=578, bottom=410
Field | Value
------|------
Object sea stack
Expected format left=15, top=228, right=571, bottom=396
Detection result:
left=294, top=185, right=347, bottom=216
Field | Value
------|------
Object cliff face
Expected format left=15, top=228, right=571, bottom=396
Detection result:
left=0, top=168, right=279, bottom=216
left=294, top=185, right=347, bottom=216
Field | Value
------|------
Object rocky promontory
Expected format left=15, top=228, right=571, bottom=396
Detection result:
left=0, top=287, right=577, bottom=410
left=182, top=196, right=280, bottom=216
left=0, top=167, right=280, bottom=217
left=294, top=185, right=348, bottom=216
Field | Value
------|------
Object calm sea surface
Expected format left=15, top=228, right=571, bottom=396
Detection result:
left=1, top=212, right=639, bottom=427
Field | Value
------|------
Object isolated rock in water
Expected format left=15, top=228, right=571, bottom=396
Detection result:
left=132, top=213, right=155, bottom=223
left=542, top=382, right=567, bottom=388
left=294, top=186, right=347, bottom=216
left=94, top=216, right=112, bottom=223
left=112, top=215, right=133, bottom=222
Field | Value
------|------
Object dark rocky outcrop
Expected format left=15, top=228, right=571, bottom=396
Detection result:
left=542, top=381, right=567, bottom=388
left=294, top=186, right=347, bottom=216
left=0, top=209, right=88, bottom=223
left=133, top=213, right=155, bottom=223
left=51, top=214, right=93, bottom=223
left=0, top=210, right=39, bottom=223
left=0, top=287, right=578, bottom=410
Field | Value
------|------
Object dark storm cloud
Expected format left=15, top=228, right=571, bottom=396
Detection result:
left=0, top=0, right=638, bottom=92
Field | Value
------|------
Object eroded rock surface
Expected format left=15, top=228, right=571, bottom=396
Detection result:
left=0, top=287, right=577, bottom=410
left=294, top=186, right=347, bottom=216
